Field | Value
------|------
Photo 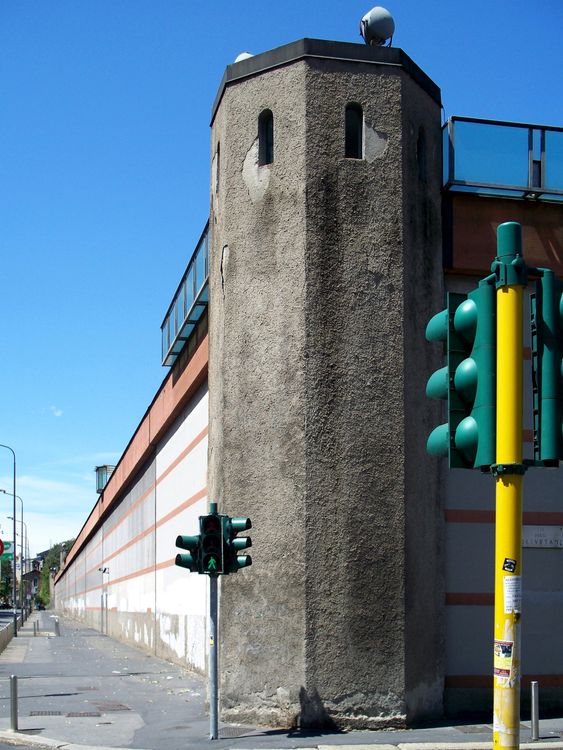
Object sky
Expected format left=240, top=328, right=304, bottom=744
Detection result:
left=0, top=0, right=561, bottom=556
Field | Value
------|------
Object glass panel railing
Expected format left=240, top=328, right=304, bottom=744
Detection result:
left=185, top=266, right=195, bottom=310
left=195, top=242, right=206, bottom=292
left=454, top=120, right=528, bottom=187
left=161, top=222, right=210, bottom=367
left=443, top=117, right=563, bottom=200
left=545, top=131, right=563, bottom=190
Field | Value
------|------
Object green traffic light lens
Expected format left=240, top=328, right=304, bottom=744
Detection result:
left=454, top=299, right=477, bottom=343
left=455, top=416, right=478, bottom=462
left=425, top=309, right=448, bottom=343
left=426, top=423, right=449, bottom=457
left=454, top=357, right=477, bottom=403
left=426, top=366, right=449, bottom=400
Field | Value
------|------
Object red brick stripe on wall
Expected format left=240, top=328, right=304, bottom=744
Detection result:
left=446, top=675, right=563, bottom=688
left=446, top=510, right=563, bottom=525
left=446, top=593, right=494, bottom=606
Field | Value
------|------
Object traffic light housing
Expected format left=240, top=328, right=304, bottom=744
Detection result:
left=426, top=281, right=496, bottom=469
left=531, top=270, right=563, bottom=464
left=223, top=517, right=252, bottom=573
left=200, top=513, right=224, bottom=575
left=175, top=534, right=200, bottom=572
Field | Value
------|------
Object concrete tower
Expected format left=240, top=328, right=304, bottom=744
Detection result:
left=208, top=39, right=444, bottom=728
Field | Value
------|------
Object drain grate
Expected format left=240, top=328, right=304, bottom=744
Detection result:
left=456, top=725, right=493, bottom=734
left=219, top=725, right=255, bottom=738
left=30, top=710, right=63, bottom=717
left=67, top=711, right=101, bottom=717
left=93, top=701, right=131, bottom=712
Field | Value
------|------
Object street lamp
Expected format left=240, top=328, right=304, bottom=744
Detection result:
left=4, top=499, right=26, bottom=571
left=8, top=514, right=27, bottom=615
left=1, top=490, right=26, bottom=608
left=0, top=445, right=17, bottom=636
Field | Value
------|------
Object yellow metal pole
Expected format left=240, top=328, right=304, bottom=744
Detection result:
left=493, top=277, right=524, bottom=749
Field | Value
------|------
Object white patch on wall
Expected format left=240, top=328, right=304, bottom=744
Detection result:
left=243, top=138, right=270, bottom=202
left=159, top=613, right=186, bottom=660
left=187, top=614, right=206, bottom=671
left=364, top=124, right=388, bottom=163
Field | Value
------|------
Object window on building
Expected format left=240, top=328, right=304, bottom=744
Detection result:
left=258, top=109, right=274, bottom=165
left=345, top=103, right=364, bottom=159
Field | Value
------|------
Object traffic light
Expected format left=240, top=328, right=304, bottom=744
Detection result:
left=426, top=281, right=496, bottom=469
left=175, top=534, right=201, bottom=572
left=531, top=270, right=563, bottom=464
left=200, top=514, right=224, bottom=575
left=222, top=517, right=252, bottom=574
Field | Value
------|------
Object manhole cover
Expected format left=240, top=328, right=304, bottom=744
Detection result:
left=93, top=701, right=131, bottom=712
left=30, top=711, right=63, bottom=716
left=219, top=726, right=255, bottom=738
left=67, top=711, right=102, bottom=717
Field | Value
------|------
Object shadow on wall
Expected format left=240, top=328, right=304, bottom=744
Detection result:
left=298, top=687, right=342, bottom=730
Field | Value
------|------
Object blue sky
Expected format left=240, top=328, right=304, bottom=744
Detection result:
left=1, top=0, right=561, bottom=555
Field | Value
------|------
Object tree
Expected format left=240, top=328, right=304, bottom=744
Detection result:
left=0, top=559, right=12, bottom=604
left=37, top=539, right=75, bottom=607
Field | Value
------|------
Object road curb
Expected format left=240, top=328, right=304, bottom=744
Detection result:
left=0, top=729, right=149, bottom=750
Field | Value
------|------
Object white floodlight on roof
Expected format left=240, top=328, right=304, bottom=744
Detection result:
left=360, top=6, right=395, bottom=47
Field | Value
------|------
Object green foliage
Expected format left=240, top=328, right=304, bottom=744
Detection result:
left=38, top=539, right=75, bottom=608
left=0, top=559, right=12, bottom=603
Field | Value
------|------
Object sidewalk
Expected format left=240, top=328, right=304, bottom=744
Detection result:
left=0, top=612, right=560, bottom=750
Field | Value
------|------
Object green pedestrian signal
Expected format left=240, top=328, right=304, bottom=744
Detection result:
left=426, top=281, right=496, bottom=469
left=175, top=534, right=201, bottom=572
left=175, top=507, right=253, bottom=576
left=200, top=513, right=224, bottom=575
left=223, top=516, right=252, bottom=573
left=531, top=270, right=563, bottom=465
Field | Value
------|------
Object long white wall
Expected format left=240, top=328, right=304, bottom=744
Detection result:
left=56, top=384, right=209, bottom=671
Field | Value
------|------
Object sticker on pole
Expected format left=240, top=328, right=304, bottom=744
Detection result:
left=494, top=640, right=514, bottom=680
left=502, top=557, right=516, bottom=572
left=504, top=575, right=522, bottom=614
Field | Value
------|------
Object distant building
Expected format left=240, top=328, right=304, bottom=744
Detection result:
left=54, top=37, right=563, bottom=727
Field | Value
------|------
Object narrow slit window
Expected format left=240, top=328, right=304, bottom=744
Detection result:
left=215, top=143, right=220, bottom=193
left=258, top=109, right=274, bottom=165
left=345, top=104, right=363, bottom=159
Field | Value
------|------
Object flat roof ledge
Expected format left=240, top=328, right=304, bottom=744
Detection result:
left=211, top=37, right=441, bottom=123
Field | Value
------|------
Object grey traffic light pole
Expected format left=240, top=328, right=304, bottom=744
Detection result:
left=209, top=573, right=218, bottom=740
left=208, top=499, right=219, bottom=740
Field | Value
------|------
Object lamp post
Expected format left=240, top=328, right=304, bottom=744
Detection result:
left=1, top=490, right=25, bottom=610
left=2, top=493, right=25, bottom=567
left=0, top=445, right=17, bottom=636
left=8, top=513, right=27, bottom=616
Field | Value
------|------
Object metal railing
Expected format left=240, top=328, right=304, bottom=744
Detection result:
left=161, top=222, right=209, bottom=367
left=443, top=116, right=563, bottom=201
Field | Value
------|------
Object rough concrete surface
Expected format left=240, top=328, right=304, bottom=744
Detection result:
left=209, top=41, right=443, bottom=728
